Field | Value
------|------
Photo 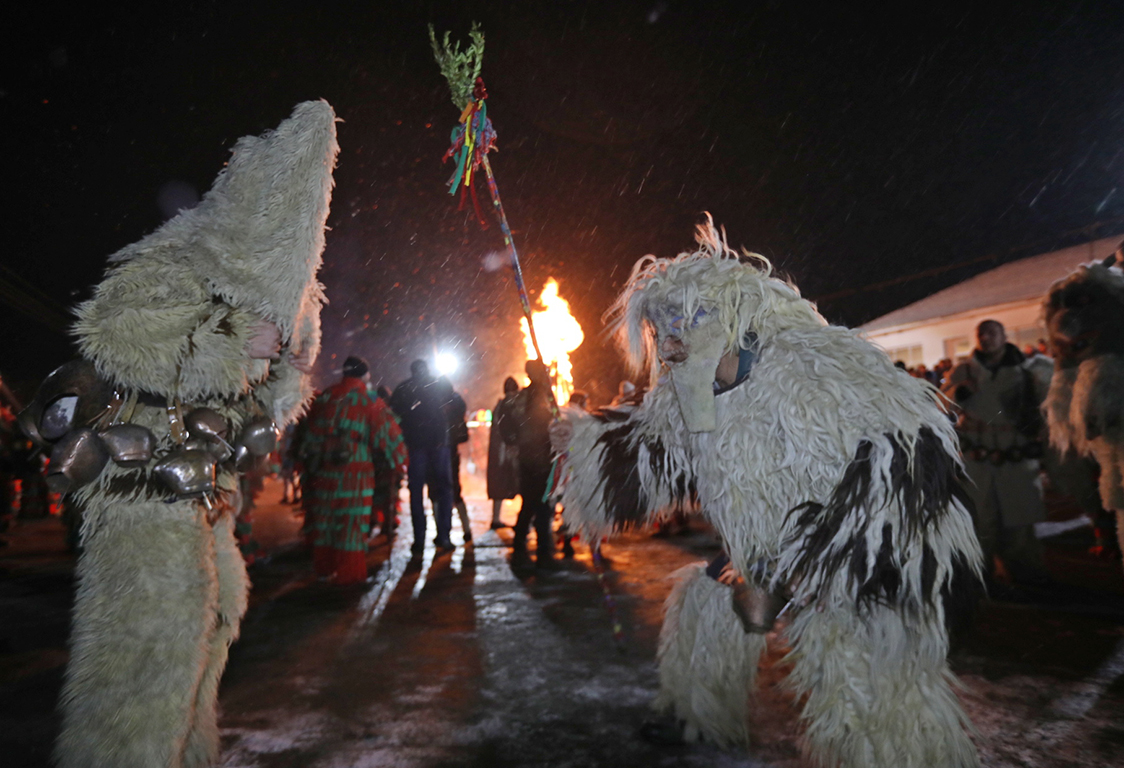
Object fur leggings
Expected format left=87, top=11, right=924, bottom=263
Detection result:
left=657, top=565, right=977, bottom=767
left=54, top=500, right=249, bottom=768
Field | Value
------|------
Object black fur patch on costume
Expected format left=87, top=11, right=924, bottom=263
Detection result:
left=676, top=473, right=696, bottom=507
left=595, top=423, right=649, bottom=528
left=941, top=551, right=981, bottom=642
left=787, top=427, right=976, bottom=610
left=889, top=427, right=974, bottom=538
left=646, top=436, right=694, bottom=509
left=787, top=443, right=875, bottom=600
left=921, top=544, right=938, bottom=601
left=215, top=315, right=235, bottom=336
left=855, top=524, right=902, bottom=604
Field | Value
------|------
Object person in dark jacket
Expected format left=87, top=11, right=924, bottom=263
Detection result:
left=487, top=377, right=521, bottom=529
left=500, top=359, right=558, bottom=569
left=390, top=359, right=457, bottom=554
left=428, top=387, right=472, bottom=544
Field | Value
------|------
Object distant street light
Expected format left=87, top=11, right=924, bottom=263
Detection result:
left=435, top=352, right=459, bottom=376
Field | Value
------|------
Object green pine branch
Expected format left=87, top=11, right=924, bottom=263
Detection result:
left=428, top=22, right=485, bottom=110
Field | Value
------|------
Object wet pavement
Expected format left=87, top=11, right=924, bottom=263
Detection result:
left=3, top=474, right=1124, bottom=767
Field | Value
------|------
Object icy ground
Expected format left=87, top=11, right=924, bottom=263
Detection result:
left=2, top=476, right=1122, bottom=766
left=214, top=482, right=1124, bottom=768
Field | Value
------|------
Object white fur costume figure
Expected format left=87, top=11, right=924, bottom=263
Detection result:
left=555, top=220, right=983, bottom=767
left=36, top=101, right=338, bottom=768
left=1043, top=249, right=1124, bottom=560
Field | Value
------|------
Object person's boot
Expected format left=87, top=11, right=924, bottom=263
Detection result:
left=536, top=547, right=563, bottom=571
left=456, top=500, right=472, bottom=543
left=511, top=543, right=533, bottom=570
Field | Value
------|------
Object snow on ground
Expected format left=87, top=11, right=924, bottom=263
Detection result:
left=215, top=480, right=1124, bottom=767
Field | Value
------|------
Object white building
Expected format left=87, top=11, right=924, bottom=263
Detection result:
left=860, top=236, right=1121, bottom=368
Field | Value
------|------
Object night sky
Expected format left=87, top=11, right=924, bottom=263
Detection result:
left=6, top=1, right=1124, bottom=407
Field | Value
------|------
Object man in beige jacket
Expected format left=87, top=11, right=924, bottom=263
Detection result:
left=944, top=319, right=1053, bottom=585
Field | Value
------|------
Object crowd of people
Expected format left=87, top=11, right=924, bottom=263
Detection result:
left=899, top=338, right=1051, bottom=389
left=276, top=354, right=482, bottom=585
left=881, top=322, right=1116, bottom=589
left=275, top=355, right=601, bottom=583
left=8, top=317, right=1115, bottom=597
left=0, top=348, right=614, bottom=583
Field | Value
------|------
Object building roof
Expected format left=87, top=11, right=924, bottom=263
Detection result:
left=860, top=236, right=1122, bottom=333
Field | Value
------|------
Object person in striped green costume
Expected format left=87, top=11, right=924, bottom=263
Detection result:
left=304, top=356, right=408, bottom=584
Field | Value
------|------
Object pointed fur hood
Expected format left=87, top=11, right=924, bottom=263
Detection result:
left=74, top=101, right=338, bottom=407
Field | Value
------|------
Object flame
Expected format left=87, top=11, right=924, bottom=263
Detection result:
left=521, top=278, right=585, bottom=404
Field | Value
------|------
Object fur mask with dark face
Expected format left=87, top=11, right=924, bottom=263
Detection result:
left=606, top=216, right=824, bottom=433
left=1045, top=251, right=1124, bottom=369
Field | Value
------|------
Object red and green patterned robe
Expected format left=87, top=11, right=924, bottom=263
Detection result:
left=304, top=377, right=407, bottom=584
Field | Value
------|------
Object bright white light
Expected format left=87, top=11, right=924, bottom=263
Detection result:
left=435, top=352, right=459, bottom=376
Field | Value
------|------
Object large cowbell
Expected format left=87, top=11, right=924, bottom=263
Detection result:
left=18, top=359, right=115, bottom=447
left=653, top=305, right=728, bottom=433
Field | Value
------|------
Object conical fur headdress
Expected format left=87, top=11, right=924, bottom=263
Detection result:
left=75, top=100, right=339, bottom=399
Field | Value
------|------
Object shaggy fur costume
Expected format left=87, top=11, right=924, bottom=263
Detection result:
left=557, top=219, right=983, bottom=767
left=1043, top=254, right=1124, bottom=558
left=54, top=100, right=338, bottom=768
left=655, top=564, right=766, bottom=745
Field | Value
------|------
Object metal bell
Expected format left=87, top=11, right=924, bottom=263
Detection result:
left=184, top=436, right=233, bottom=463
left=233, top=443, right=269, bottom=473
left=17, top=408, right=47, bottom=449
left=233, top=442, right=252, bottom=471
left=731, top=579, right=789, bottom=635
left=153, top=448, right=217, bottom=498
left=237, top=416, right=279, bottom=457
left=19, top=359, right=115, bottom=445
left=47, top=429, right=110, bottom=494
left=41, top=395, right=79, bottom=441
left=185, top=408, right=230, bottom=444
left=100, top=424, right=157, bottom=468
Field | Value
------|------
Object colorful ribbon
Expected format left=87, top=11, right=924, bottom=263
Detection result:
left=443, top=82, right=498, bottom=229
left=432, top=26, right=623, bottom=651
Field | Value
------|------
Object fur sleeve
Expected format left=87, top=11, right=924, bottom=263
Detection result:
left=1068, top=355, right=1124, bottom=448
left=74, top=252, right=312, bottom=416
left=254, top=354, right=314, bottom=427
left=559, top=403, right=693, bottom=541
left=74, top=255, right=212, bottom=397
left=1044, top=366, right=1080, bottom=453
left=176, top=302, right=270, bottom=403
